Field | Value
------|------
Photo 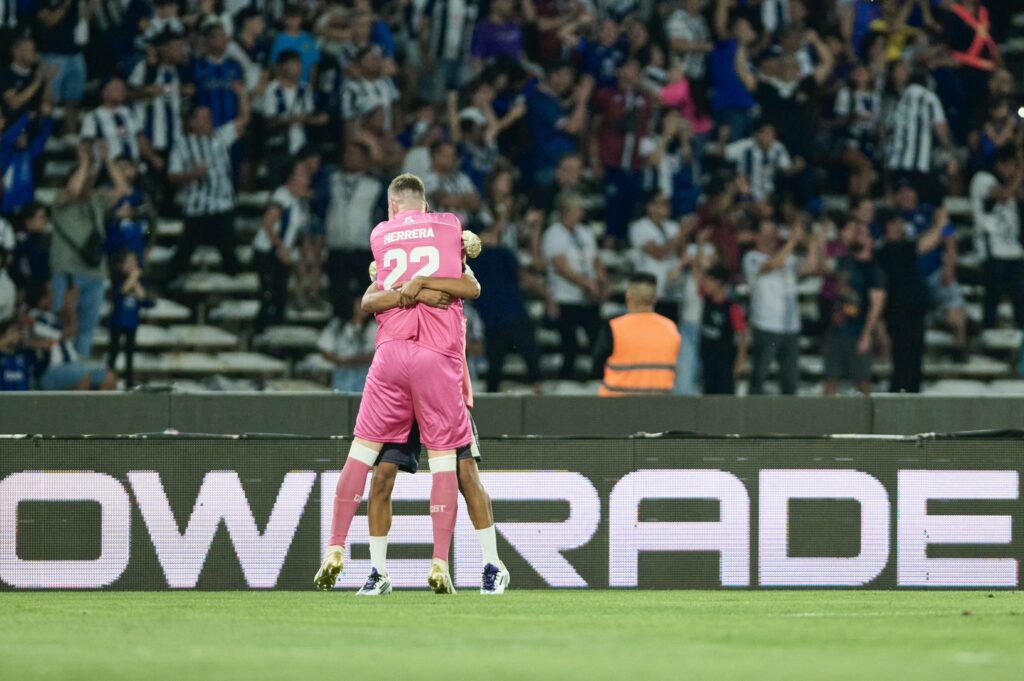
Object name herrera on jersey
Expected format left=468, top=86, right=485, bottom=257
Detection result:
left=383, top=227, right=435, bottom=244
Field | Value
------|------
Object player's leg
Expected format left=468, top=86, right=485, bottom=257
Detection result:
left=425, top=448, right=460, bottom=594
left=368, top=463, right=398, bottom=548
left=410, top=346, right=474, bottom=594
left=314, top=436, right=382, bottom=591
left=359, top=461, right=398, bottom=596
left=456, top=414, right=510, bottom=594
left=358, top=425, right=423, bottom=596
left=315, top=343, right=414, bottom=590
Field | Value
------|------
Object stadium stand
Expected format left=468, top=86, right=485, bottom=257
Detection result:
left=0, top=0, right=1023, bottom=396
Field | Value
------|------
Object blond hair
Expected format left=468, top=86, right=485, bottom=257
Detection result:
left=387, top=173, right=426, bottom=202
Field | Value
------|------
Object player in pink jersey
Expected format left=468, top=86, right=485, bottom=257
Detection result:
left=354, top=252, right=510, bottom=596
left=315, top=173, right=474, bottom=595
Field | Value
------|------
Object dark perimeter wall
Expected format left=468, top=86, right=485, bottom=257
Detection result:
left=1, top=393, right=1022, bottom=436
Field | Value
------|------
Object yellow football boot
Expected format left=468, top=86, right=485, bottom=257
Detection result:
left=313, top=546, right=344, bottom=591
left=427, top=558, right=456, bottom=595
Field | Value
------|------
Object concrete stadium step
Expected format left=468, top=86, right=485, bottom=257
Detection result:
left=122, top=350, right=287, bottom=379
left=921, top=379, right=992, bottom=396
left=252, top=325, right=321, bottom=352
left=965, top=301, right=1018, bottom=326
left=142, top=378, right=258, bottom=392
left=980, top=328, right=1023, bottom=353
left=1004, top=37, right=1024, bottom=54
left=148, top=244, right=254, bottom=269
left=94, top=324, right=239, bottom=351
left=263, top=378, right=332, bottom=392
left=43, top=134, right=79, bottom=155
left=295, top=352, right=333, bottom=378
left=99, top=297, right=191, bottom=323
left=181, top=272, right=259, bottom=296
left=207, top=299, right=330, bottom=326
left=154, top=217, right=260, bottom=242
left=988, top=379, right=1024, bottom=395
left=43, top=160, right=76, bottom=183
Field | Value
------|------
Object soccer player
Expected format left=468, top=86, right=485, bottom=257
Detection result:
left=357, top=250, right=510, bottom=596
left=314, top=173, right=475, bottom=595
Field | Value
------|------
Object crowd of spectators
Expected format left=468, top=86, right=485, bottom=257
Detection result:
left=0, top=0, right=1021, bottom=395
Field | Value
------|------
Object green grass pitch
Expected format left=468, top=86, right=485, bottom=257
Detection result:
left=1, top=591, right=1022, bottom=680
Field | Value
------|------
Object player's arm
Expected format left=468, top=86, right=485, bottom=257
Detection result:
left=398, top=264, right=481, bottom=303
left=409, top=271, right=481, bottom=300
left=361, top=282, right=453, bottom=314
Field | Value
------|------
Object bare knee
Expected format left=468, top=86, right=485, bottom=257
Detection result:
left=458, top=459, right=488, bottom=500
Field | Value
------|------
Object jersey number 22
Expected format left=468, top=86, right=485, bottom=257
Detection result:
left=381, top=246, right=440, bottom=290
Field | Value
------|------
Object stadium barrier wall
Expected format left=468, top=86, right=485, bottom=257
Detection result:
left=2, top=434, right=1021, bottom=590
left=1, top=393, right=1024, bottom=436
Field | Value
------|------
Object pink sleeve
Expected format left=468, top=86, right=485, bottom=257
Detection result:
left=660, top=80, right=690, bottom=108
left=439, top=212, right=463, bottom=234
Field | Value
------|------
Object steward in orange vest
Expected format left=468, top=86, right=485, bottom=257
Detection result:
left=595, top=273, right=681, bottom=396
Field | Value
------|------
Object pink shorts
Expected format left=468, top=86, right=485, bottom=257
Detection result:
left=354, top=340, right=472, bottom=451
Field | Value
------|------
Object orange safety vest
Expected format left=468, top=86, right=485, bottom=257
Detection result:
left=598, top=312, right=681, bottom=397
left=949, top=4, right=1000, bottom=72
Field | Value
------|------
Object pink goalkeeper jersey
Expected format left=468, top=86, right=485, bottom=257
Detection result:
left=370, top=209, right=466, bottom=359
left=462, top=316, right=474, bottom=410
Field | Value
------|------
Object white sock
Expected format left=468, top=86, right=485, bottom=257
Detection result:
left=369, top=536, right=388, bottom=576
left=477, top=525, right=500, bottom=568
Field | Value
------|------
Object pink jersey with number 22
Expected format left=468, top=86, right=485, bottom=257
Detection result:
left=370, top=209, right=465, bottom=359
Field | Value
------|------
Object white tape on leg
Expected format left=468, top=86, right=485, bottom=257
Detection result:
left=348, top=441, right=379, bottom=467
left=428, top=454, right=457, bottom=474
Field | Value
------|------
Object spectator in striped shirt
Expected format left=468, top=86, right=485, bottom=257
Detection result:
left=883, top=60, right=956, bottom=206
left=340, top=45, right=399, bottom=141
left=166, top=81, right=250, bottom=282
left=834, top=63, right=882, bottom=200
left=253, top=160, right=311, bottom=332
left=667, top=0, right=712, bottom=82
left=422, top=140, right=481, bottom=225
left=414, top=0, right=477, bottom=103
left=227, top=8, right=271, bottom=96
left=80, top=78, right=164, bottom=174
left=324, top=140, right=384, bottom=317
left=969, top=147, right=1024, bottom=330
left=127, top=29, right=190, bottom=166
left=27, top=279, right=117, bottom=391
left=724, top=120, right=800, bottom=208
left=260, top=49, right=326, bottom=176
